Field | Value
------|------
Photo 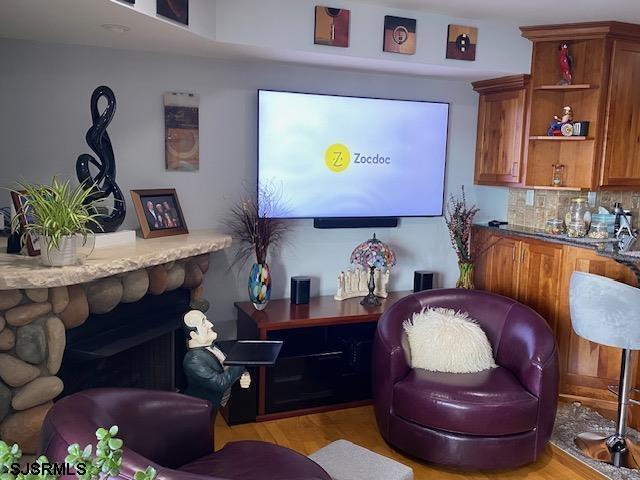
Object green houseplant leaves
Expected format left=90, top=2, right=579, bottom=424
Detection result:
left=0, top=425, right=155, bottom=480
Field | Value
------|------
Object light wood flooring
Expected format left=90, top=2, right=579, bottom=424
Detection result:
left=215, top=405, right=605, bottom=480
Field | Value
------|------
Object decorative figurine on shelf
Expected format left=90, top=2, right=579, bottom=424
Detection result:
left=547, top=106, right=574, bottom=136
left=182, top=310, right=251, bottom=410
left=334, top=265, right=390, bottom=301
left=558, top=41, right=573, bottom=85
left=350, top=233, right=396, bottom=306
left=76, top=86, right=126, bottom=233
left=551, top=164, right=565, bottom=187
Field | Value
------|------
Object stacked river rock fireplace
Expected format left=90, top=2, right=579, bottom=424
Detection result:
left=0, top=231, right=231, bottom=454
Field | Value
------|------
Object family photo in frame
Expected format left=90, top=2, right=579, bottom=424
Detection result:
left=131, top=188, right=188, bottom=238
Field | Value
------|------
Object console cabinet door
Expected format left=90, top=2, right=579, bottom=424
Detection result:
left=517, top=240, right=563, bottom=333
left=600, top=40, right=640, bottom=188
left=556, top=245, right=639, bottom=415
left=473, top=81, right=528, bottom=186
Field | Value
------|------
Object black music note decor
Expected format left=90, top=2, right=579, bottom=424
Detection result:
left=76, top=86, right=126, bottom=233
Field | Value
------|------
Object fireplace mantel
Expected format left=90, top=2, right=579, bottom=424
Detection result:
left=0, top=230, right=231, bottom=290
left=0, top=229, right=231, bottom=453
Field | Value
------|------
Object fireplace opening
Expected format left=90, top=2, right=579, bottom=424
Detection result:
left=59, top=289, right=190, bottom=397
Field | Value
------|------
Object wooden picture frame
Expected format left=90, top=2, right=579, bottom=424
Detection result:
left=10, top=190, right=40, bottom=256
left=131, top=189, right=188, bottom=239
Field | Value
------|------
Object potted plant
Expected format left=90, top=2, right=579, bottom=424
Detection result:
left=224, top=185, right=289, bottom=310
left=12, top=179, right=102, bottom=267
left=445, top=187, right=480, bottom=289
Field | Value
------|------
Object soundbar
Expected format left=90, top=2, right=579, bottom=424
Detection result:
left=313, top=217, right=399, bottom=229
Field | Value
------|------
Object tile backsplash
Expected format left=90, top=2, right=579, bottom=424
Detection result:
left=507, top=189, right=640, bottom=230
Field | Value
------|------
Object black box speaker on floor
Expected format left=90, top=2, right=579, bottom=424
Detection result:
left=291, top=276, right=311, bottom=304
left=413, top=271, right=435, bottom=292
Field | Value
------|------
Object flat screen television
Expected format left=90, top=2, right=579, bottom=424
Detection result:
left=258, top=90, right=449, bottom=220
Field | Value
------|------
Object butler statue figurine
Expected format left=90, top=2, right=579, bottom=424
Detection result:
left=182, top=310, right=251, bottom=409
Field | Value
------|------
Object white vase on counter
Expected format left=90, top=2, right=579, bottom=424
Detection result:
left=39, top=234, right=95, bottom=267
left=40, top=235, right=77, bottom=267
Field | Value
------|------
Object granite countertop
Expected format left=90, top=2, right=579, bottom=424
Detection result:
left=0, top=229, right=232, bottom=290
left=474, top=224, right=640, bottom=264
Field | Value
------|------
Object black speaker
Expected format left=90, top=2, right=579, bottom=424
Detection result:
left=290, top=276, right=311, bottom=304
left=413, top=271, right=435, bottom=292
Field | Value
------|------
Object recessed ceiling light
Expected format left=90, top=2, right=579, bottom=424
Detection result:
left=101, top=24, right=131, bottom=33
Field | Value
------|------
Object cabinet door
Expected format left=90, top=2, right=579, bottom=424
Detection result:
left=600, top=40, right=640, bottom=187
left=557, top=246, right=639, bottom=406
left=517, top=240, right=563, bottom=333
left=475, top=235, right=521, bottom=299
left=474, top=88, right=526, bottom=185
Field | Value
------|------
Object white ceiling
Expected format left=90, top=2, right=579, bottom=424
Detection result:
left=0, top=0, right=634, bottom=81
left=351, top=0, right=640, bottom=24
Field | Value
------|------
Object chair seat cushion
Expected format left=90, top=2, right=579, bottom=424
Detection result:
left=179, top=440, right=331, bottom=480
left=393, top=367, right=538, bottom=436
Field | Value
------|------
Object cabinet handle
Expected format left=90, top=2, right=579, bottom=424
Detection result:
left=521, top=249, right=525, bottom=263
left=512, top=247, right=515, bottom=261
left=512, top=162, right=519, bottom=178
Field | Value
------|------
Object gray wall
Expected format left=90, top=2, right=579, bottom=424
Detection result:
left=0, top=39, right=506, bottom=337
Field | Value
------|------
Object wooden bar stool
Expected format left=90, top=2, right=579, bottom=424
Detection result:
left=569, top=271, right=640, bottom=469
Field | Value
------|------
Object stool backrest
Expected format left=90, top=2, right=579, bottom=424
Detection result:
left=569, top=271, right=640, bottom=350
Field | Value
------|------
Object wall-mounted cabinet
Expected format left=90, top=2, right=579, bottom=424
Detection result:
left=472, top=75, right=530, bottom=186
left=473, top=22, right=640, bottom=190
left=473, top=227, right=640, bottom=427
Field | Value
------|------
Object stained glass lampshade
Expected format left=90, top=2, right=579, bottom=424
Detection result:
left=350, top=233, right=396, bottom=306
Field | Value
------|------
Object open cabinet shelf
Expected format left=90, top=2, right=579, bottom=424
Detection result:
left=529, top=136, right=591, bottom=141
left=534, top=84, right=595, bottom=90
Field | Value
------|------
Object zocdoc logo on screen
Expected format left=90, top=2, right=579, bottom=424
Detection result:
left=324, top=144, right=391, bottom=173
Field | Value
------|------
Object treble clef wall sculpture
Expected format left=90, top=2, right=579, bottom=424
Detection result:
left=76, top=85, right=126, bottom=233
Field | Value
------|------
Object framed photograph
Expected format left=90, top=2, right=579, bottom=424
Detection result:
left=131, top=189, right=188, bottom=239
left=446, top=25, right=477, bottom=61
left=10, top=191, right=40, bottom=256
left=314, top=6, right=350, bottom=48
left=157, top=0, right=188, bottom=26
left=164, top=92, right=199, bottom=171
left=383, top=16, right=416, bottom=55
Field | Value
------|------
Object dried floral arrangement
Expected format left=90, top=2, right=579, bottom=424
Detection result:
left=223, top=184, right=289, bottom=267
left=445, top=187, right=480, bottom=264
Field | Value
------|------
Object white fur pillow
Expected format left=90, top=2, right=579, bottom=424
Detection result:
left=403, top=307, right=497, bottom=373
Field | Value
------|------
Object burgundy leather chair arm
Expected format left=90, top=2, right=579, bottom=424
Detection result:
left=496, top=303, right=559, bottom=398
left=40, top=389, right=215, bottom=471
left=372, top=296, right=420, bottom=438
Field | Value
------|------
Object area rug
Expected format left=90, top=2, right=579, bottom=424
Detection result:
left=552, top=403, right=640, bottom=479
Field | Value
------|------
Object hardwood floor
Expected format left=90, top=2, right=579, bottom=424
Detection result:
left=215, top=405, right=605, bottom=479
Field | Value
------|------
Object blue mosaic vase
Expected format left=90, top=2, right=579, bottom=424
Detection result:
left=248, top=263, right=271, bottom=310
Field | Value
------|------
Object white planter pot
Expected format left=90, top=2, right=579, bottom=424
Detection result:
left=40, top=235, right=78, bottom=267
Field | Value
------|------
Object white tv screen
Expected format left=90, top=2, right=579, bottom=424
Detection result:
left=258, top=90, right=449, bottom=218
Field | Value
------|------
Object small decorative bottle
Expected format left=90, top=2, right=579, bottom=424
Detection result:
left=551, top=164, right=564, bottom=187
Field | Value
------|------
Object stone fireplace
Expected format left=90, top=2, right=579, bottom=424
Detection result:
left=0, top=230, right=231, bottom=453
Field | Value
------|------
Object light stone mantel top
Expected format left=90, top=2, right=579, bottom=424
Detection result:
left=0, top=230, right=232, bottom=290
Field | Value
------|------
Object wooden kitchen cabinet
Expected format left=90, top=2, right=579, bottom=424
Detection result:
left=517, top=240, right=563, bottom=334
left=599, top=40, right=640, bottom=188
left=473, top=226, right=640, bottom=426
left=472, top=75, right=529, bottom=186
left=471, top=22, right=640, bottom=189
left=473, top=231, right=561, bottom=331
left=556, top=245, right=639, bottom=418
left=519, top=22, right=640, bottom=189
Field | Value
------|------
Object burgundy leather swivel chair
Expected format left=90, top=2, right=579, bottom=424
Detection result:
left=39, top=389, right=331, bottom=480
left=373, top=289, right=559, bottom=470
